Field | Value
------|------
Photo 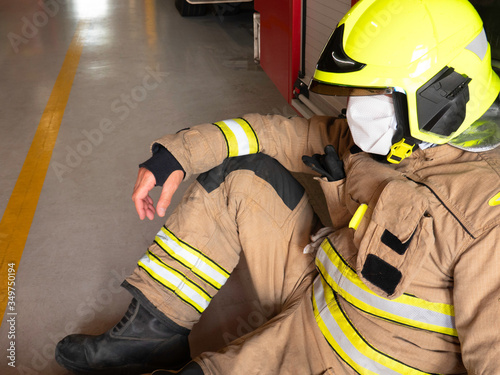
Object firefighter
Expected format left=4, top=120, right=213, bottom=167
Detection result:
left=56, top=0, right=500, bottom=374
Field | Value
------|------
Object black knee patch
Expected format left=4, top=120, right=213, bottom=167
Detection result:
left=197, top=154, right=305, bottom=210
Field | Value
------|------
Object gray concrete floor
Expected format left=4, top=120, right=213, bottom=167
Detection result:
left=0, top=1, right=295, bottom=373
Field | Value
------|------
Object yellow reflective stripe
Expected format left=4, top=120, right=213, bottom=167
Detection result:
left=489, top=192, right=500, bottom=207
left=215, top=121, right=238, bottom=157
left=138, top=252, right=211, bottom=313
left=155, top=227, right=229, bottom=289
left=214, top=118, right=259, bottom=157
left=160, top=227, right=230, bottom=279
left=317, top=239, right=457, bottom=336
left=321, top=239, right=456, bottom=316
left=313, top=277, right=433, bottom=375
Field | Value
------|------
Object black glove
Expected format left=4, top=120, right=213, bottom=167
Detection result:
left=302, top=145, right=345, bottom=181
left=139, top=143, right=185, bottom=186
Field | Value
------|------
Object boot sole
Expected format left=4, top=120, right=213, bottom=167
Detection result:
left=55, top=346, right=182, bottom=375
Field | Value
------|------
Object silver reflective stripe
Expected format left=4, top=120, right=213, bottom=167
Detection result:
left=313, top=277, right=403, bottom=375
left=139, top=253, right=210, bottom=311
left=156, top=228, right=228, bottom=288
left=466, top=28, right=487, bottom=61
left=222, top=118, right=251, bottom=155
left=316, top=245, right=456, bottom=331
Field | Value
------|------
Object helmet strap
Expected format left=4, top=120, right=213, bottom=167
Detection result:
left=388, top=92, right=420, bottom=164
left=387, top=139, right=417, bottom=164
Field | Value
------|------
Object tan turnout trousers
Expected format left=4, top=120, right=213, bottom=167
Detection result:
left=124, top=154, right=343, bottom=374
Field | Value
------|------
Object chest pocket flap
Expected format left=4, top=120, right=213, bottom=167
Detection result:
left=356, top=179, right=434, bottom=299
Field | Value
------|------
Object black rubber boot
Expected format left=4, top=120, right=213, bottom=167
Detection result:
left=153, top=362, right=204, bottom=374
left=55, top=298, right=191, bottom=375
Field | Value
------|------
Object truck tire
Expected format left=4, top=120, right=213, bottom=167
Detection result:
left=175, top=0, right=207, bottom=17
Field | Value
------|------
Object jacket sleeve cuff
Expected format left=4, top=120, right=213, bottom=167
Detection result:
left=139, top=143, right=185, bottom=186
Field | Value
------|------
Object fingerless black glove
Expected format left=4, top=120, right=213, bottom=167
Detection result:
left=139, top=143, right=185, bottom=186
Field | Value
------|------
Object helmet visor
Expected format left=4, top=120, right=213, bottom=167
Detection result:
left=449, top=95, right=500, bottom=152
left=309, top=80, right=394, bottom=96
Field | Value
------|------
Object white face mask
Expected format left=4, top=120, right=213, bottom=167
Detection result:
left=346, top=95, right=398, bottom=155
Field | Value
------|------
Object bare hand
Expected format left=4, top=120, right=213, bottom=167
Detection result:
left=132, top=168, right=184, bottom=220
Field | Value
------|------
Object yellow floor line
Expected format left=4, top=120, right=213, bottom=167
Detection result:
left=0, top=22, right=84, bottom=323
